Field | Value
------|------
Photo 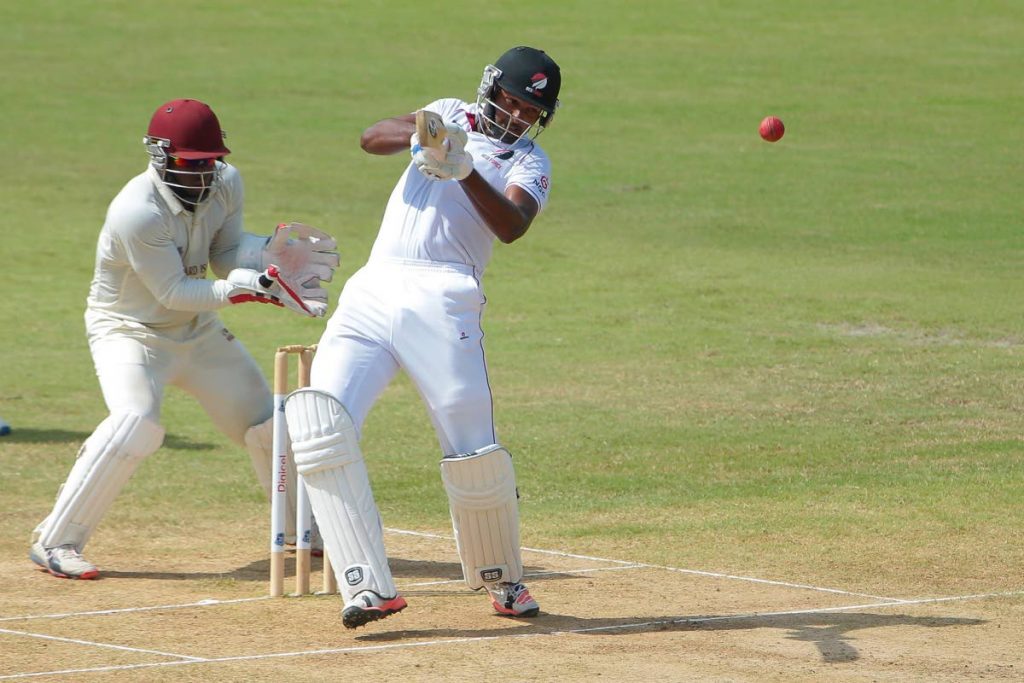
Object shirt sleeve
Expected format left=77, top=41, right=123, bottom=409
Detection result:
left=424, top=98, right=468, bottom=125
left=111, top=207, right=235, bottom=312
left=507, top=147, right=552, bottom=213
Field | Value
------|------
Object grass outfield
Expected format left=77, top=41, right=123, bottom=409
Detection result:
left=2, top=0, right=1022, bottom=622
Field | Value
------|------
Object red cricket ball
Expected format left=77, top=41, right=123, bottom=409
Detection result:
left=759, top=116, right=785, bottom=142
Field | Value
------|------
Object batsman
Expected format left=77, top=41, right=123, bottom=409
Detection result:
left=30, top=99, right=339, bottom=579
left=284, top=46, right=561, bottom=627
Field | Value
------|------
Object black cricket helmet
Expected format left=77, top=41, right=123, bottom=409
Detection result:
left=476, top=46, right=561, bottom=144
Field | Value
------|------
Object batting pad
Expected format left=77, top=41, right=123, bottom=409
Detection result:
left=440, top=444, right=523, bottom=590
left=284, top=389, right=396, bottom=601
left=244, top=417, right=302, bottom=542
left=40, top=413, right=164, bottom=549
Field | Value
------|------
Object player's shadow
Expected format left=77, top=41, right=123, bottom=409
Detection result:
left=355, top=608, right=984, bottom=663
left=0, top=428, right=92, bottom=444
left=101, top=555, right=475, bottom=583
left=666, top=611, right=984, bottom=663
left=0, top=427, right=213, bottom=450
left=97, top=554, right=985, bottom=663
left=101, top=556, right=563, bottom=598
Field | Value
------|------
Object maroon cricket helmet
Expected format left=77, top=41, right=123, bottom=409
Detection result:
left=146, top=99, right=230, bottom=159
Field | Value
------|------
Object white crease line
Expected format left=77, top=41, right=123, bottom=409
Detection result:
left=2, top=589, right=1020, bottom=681
left=0, top=628, right=204, bottom=661
left=385, top=528, right=905, bottom=602
left=648, top=566, right=906, bottom=602
left=0, top=638, right=501, bottom=680
left=0, top=597, right=268, bottom=623
left=0, top=569, right=637, bottom=624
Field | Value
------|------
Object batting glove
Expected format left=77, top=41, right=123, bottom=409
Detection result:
left=410, top=130, right=473, bottom=182
left=443, top=122, right=468, bottom=154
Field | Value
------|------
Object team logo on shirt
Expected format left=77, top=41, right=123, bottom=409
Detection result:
left=483, top=148, right=514, bottom=169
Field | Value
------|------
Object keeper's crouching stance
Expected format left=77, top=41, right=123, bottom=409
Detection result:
left=31, top=413, right=165, bottom=579
left=30, top=98, right=338, bottom=580
left=285, top=389, right=407, bottom=628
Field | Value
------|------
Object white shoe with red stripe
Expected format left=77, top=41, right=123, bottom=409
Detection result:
left=488, top=581, right=540, bottom=617
left=30, top=541, right=99, bottom=580
left=341, top=590, right=407, bottom=629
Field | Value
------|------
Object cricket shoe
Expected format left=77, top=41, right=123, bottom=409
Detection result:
left=488, top=581, right=540, bottom=617
left=30, top=541, right=99, bottom=580
left=341, top=590, right=407, bottom=629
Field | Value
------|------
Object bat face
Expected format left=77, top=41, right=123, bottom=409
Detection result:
left=415, top=110, right=447, bottom=149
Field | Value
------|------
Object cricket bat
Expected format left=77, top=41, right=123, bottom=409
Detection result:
left=415, top=109, right=447, bottom=151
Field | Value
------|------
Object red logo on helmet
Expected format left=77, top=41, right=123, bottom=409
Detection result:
left=525, top=73, right=548, bottom=95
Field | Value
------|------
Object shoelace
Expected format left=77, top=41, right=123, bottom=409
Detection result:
left=52, top=545, right=85, bottom=561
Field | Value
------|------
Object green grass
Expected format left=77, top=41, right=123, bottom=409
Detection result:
left=2, top=0, right=1023, bottom=598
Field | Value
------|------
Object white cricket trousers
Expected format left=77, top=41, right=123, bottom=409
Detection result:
left=311, top=258, right=496, bottom=456
left=86, top=314, right=272, bottom=444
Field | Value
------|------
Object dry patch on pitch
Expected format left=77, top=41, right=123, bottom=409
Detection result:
left=2, top=530, right=1022, bottom=681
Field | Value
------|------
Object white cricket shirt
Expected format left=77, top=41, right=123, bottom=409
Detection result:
left=368, top=98, right=552, bottom=273
left=86, top=162, right=246, bottom=334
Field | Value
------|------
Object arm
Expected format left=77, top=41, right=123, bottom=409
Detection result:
left=457, top=175, right=539, bottom=244
left=205, top=166, right=337, bottom=306
left=117, top=220, right=236, bottom=311
left=114, top=212, right=321, bottom=315
left=390, top=103, right=541, bottom=242
left=124, top=232, right=324, bottom=317
left=406, top=114, right=540, bottom=243
left=360, top=114, right=417, bottom=155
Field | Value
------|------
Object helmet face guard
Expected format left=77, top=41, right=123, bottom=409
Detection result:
left=143, top=99, right=230, bottom=209
left=144, top=135, right=222, bottom=208
left=476, top=67, right=552, bottom=145
left=475, top=47, right=561, bottom=146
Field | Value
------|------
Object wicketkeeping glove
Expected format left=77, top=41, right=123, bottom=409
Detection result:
left=226, top=266, right=328, bottom=317
left=263, top=222, right=339, bottom=284
left=410, top=123, right=473, bottom=181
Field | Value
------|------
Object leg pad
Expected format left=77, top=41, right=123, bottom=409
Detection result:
left=285, top=389, right=396, bottom=601
left=441, top=444, right=523, bottom=590
left=39, top=413, right=164, bottom=549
